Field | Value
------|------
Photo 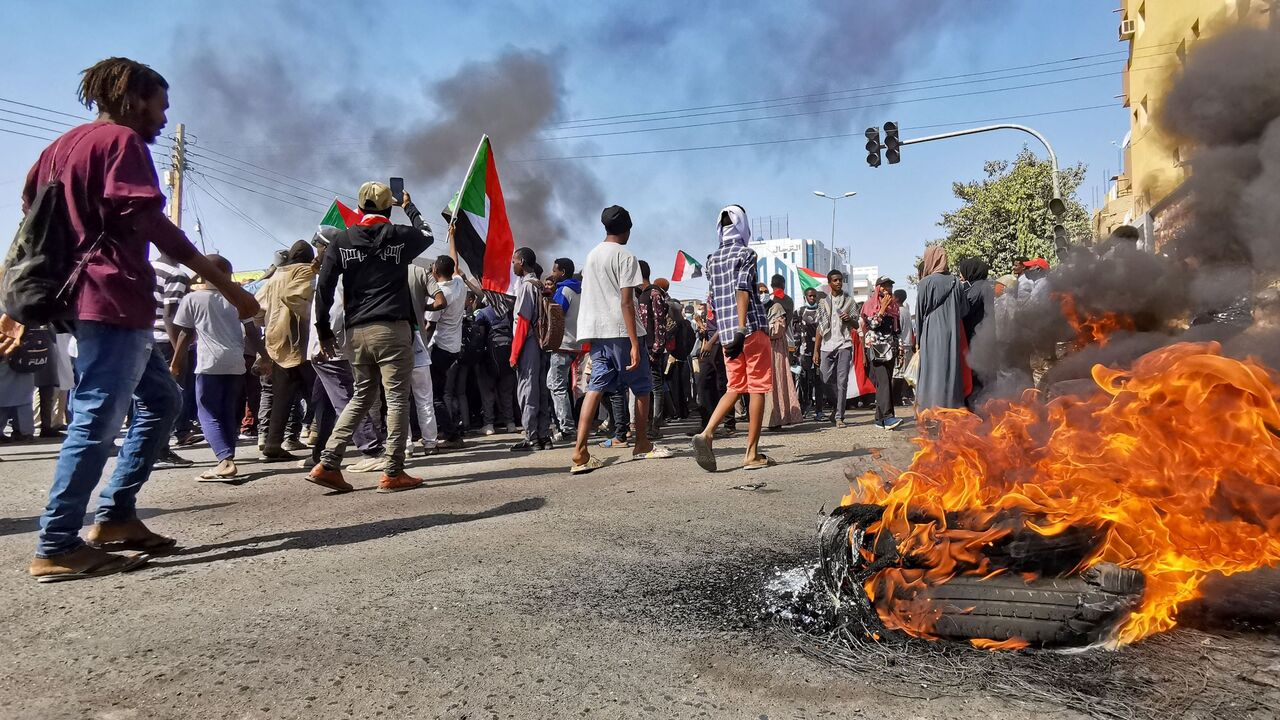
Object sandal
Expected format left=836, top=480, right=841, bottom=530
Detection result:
left=744, top=454, right=776, bottom=471
left=632, top=446, right=674, bottom=460
left=599, top=438, right=629, bottom=449
left=30, top=546, right=149, bottom=584
left=570, top=456, right=604, bottom=475
left=86, top=520, right=179, bottom=556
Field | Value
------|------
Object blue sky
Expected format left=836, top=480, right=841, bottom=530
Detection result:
left=0, top=1, right=1134, bottom=301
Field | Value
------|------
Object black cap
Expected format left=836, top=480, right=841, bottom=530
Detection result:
left=601, top=205, right=633, bottom=235
left=876, top=276, right=895, bottom=287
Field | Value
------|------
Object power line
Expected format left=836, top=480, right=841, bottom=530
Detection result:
left=187, top=144, right=352, bottom=200
left=0, top=125, right=57, bottom=142
left=514, top=103, right=1118, bottom=163
left=0, top=116, right=71, bottom=135
left=553, top=45, right=1182, bottom=127
left=550, top=56, right=1150, bottom=132
left=189, top=166, right=328, bottom=212
left=187, top=173, right=288, bottom=248
left=0, top=96, right=90, bottom=121
left=545, top=72, right=1117, bottom=141
left=186, top=151, right=336, bottom=204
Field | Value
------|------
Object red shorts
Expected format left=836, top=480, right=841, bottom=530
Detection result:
left=724, top=331, right=773, bottom=395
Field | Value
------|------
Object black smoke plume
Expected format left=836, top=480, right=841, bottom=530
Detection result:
left=967, top=23, right=1280, bottom=399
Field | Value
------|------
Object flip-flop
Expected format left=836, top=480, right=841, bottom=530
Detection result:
left=89, top=533, right=179, bottom=555
left=599, top=438, right=629, bottom=449
left=197, top=469, right=238, bottom=482
left=632, top=446, right=674, bottom=460
left=691, top=435, right=717, bottom=473
left=34, top=552, right=149, bottom=584
left=570, top=457, right=604, bottom=475
left=744, top=454, right=776, bottom=471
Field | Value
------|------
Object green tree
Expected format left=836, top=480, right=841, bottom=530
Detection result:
left=937, top=147, right=1090, bottom=276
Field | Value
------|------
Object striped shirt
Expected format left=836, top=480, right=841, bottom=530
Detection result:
left=152, top=258, right=191, bottom=344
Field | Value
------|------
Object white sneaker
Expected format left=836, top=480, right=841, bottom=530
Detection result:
left=348, top=456, right=387, bottom=473
left=482, top=424, right=495, bottom=436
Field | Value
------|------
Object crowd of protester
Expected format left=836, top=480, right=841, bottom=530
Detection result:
left=0, top=55, right=1093, bottom=583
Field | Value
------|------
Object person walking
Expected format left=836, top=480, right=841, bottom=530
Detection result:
left=474, top=294, right=516, bottom=435
left=763, top=274, right=801, bottom=430
left=636, top=261, right=670, bottom=439
left=915, top=246, right=972, bottom=411
left=861, top=277, right=903, bottom=429
left=426, top=254, right=466, bottom=449
left=509, top=248, right=553, bottom=451
left=407, top=259, right=447, bottom=458
left=255, top=240, right=317, bottom=462
left=813, top=269, right=856, bottom=428
left=690, top=206, right=773, bottom=472
left=569, top=206, right=671, bottom=473
left=170, top=255, right=268, bottom=479
left=548, top=258, right=581, bottom=443
left=795, top=287, right=821, bottom=418
left=309, top=182, right=434, bottom=493
left=17, top=58, right=259, bottom=582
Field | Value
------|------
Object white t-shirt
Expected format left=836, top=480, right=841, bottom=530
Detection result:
left=173, top=289, right=246, bottom=375
left=427, top=276, right=466, bottom=354
left=577, top=242, right=646, bottom=342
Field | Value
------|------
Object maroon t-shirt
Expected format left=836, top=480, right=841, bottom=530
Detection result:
left=22, top=122, right=199, bottom=330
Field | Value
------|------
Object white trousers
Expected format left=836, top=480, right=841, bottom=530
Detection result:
left=411, top=364, right=437, bottom=447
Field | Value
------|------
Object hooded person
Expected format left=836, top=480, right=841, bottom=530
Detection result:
left=256, top=238, right=318, bottom=461
left=690, top=205, right=774, bottom=473
left=308, top=181, right=435, bottom=493
left=763, top=272, right=801, bottom=430
left=915, top=245, right=972, bottom=411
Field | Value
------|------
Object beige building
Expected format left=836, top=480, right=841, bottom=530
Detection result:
left=1096, top=0, right=1273, bottom=247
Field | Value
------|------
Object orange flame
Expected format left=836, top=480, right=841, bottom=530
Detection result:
left=1058, top=294, right=1136, bottom=349
left=843, top=342, right=1280, bottom=646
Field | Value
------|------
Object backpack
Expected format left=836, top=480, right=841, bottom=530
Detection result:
left=461, top=316, right=488, bottom=363
left=1, top=129, right=107, bottom=326
left=536, top=295, right=565, bottom=351
left=8, top=325, right=53, bottom=374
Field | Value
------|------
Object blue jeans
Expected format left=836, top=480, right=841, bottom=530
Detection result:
left=37, top=321, right=181, bottom=558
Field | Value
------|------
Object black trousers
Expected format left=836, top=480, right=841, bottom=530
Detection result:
left=430, top=346, right=461, bottom=441
left=265, top=361, right=315, bottom=449
left=869, top=359, right=898, bottom=421
left=697, top=352, right=734, bottom=432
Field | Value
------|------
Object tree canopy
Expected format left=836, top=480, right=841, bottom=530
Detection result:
left=937, top=147, right=1090, bottom=277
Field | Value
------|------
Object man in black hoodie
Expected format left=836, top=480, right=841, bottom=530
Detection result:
left=308, top=181, right=434, bottom=493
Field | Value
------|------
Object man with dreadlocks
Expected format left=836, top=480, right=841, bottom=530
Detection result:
left=17, top=58, right=259, bottom=583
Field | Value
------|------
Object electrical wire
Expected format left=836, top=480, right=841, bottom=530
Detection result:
left=187, top=166, right=329, bottom=212
left=514, top=103, right=1118, bottom=163
left=186, top=144, right=352, bottom=200
left=0, top=125, right=57, bottom=142
left=187, top=173, right=288, bottom=247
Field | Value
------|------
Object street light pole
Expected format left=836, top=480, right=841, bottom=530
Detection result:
left=812, top=190, right=857, bottom=275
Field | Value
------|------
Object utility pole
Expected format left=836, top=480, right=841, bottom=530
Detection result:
left=165, top=123, right=186, bottom=228
left=812, top=190, right=857, bottom=275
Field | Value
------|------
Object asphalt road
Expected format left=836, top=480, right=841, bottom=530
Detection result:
left=1, top=409, right=1273, bottom=719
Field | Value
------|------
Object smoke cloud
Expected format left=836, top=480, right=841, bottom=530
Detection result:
left=967, top=24, right=1280, bottom=399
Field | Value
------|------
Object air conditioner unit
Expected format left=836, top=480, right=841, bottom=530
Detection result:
left=1119, top=18, right=1137, bottom=39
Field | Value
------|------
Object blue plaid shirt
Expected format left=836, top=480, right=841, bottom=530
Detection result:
left=705, top=242, right=766, bottom=345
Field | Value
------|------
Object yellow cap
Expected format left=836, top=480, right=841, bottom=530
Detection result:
left=358, top=181, right=393, bottom=212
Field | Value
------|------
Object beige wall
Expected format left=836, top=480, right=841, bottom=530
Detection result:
left=1102, top=0, right=1272, bottom=239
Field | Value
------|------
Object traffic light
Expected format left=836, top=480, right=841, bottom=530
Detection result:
left=864, top=127, right=881, bottom=168
left=884, top=121, right=901, bottom=164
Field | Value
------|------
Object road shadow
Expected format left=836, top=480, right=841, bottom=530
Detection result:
left=151, top=496, right=546, bottom=568
left=0, top=502, right=238, bottom=537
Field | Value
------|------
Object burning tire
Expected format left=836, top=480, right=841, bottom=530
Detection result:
left=882, top=563, right=1144, bottom=647
left=819, top=505, right=1146, bottom=648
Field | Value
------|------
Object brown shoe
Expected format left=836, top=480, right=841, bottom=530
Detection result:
left=377, top=471, right=423, bottom=493
left=29, top=545, right=148, bottom=583
left=307, top=464, right=353, bottom=493
left=437, top=438, right=465, bottom=450
left=85, top=518, right=179, bottom=554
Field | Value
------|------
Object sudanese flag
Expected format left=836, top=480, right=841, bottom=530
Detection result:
left=671, top=250, right=703, bottom=281
left=443, top=135, right=515, bottom=294
left=319, top=199, right=361, bottom=230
